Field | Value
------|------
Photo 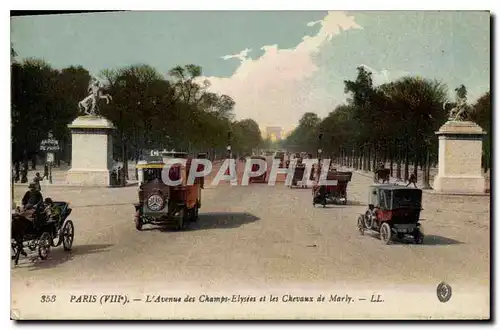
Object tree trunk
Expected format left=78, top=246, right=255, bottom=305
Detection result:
left=389, top=156, right=394, bottom=177
left=413, top=158, right=418, bottom=182
left=121, top=141, right=128, bottom=180
left=372, top=147, right=377, bottom=172
left=404, top=149, right=409, bottom=181
left=422, top=147, right=431, bottom=189
left=366, top=148, right=370, bottom=171
left=396, top=148, right=402, bottom=180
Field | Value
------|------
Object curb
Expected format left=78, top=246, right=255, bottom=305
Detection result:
left=339, top=166, right=490, bottom=196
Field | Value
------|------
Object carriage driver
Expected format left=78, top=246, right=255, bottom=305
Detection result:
left=21, top=183, right=43, bottom=211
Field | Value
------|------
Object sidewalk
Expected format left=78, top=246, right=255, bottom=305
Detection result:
left=334, top=163, right=490, bottom=195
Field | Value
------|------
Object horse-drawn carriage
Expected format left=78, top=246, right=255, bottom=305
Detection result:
left=357, top=184, right=424, bottom=244
left=134, top=152, right=203, bottom=231
left=11, top=200, right=74, bottom=265
left=312, top=170, right=353, bottom=206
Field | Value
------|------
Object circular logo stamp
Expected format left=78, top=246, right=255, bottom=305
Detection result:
left=436, top=282, right=452, bottom=303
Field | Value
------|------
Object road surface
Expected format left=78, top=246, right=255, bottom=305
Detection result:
left=11, top=163, right=490, bottom=319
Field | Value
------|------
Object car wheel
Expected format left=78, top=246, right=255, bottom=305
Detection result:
left=190, top=206, right=199, bottom=222
left=134, top=213, right=143, bottom=231
left=380, top=222, right=392, bottom=245
left=177, top=207, right=189, bottom=230
left=414, top=229, right=424, bottom=244
left=364, top=210, right=374, bottom=229
left=357, top=215, right=365, bottom=235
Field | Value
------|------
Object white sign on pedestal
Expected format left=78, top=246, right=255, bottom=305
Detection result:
left=46, top=152, right=54, bottom=163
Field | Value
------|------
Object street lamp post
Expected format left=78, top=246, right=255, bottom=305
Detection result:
left=317, top=132, right=323, bottom=160
left=227, top=131, right=232, bottom=159
left=317, top=132, right=323, bottom=179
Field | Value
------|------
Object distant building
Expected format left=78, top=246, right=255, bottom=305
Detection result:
left=266, top=126, right=283, bottom=141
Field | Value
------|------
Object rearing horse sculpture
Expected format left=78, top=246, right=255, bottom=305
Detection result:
left=78, top=77, right=112, bottom=116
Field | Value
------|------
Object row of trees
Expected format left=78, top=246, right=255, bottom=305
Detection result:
left=283, top=67, right=491, bottom=186
left=11, top=50, right=264, bottom=171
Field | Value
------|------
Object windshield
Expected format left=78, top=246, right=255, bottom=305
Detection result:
left=143, top=168, right=163, bottom=182
left=391, top=189, right=422, bottom=209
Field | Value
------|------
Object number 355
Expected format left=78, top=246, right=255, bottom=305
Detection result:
left=40, top=295, right=56, bottom=303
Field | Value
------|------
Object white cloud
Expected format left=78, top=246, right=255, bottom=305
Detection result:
left=221, top=48, right=252, bottom=61
left=359, top=64, right=410, bottom=86
left=197, top=11, right=362, bottom=132
left=306, top=20, right=322, bottom=27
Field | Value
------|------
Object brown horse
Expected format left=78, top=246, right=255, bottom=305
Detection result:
left=374, top=169, right=390, bottom=183
left=11, top=209, right=37, bottom=265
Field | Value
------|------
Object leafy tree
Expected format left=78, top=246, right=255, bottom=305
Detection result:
left=469, top=92, right=491, bottom=172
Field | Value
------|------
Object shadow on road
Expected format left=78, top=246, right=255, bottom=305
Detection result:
left=73, top=202, right=134, bottom=208
left=346, top=200, right=365, bottom=206
left=139, top=212, right=260, bottom=232
left=362, top=232, right=463, bottom=246
left=418, top=235, right=463, bottom=246
left=20, top=244, right=113, bottom=271
left=190, top=212, right=260, bottom=231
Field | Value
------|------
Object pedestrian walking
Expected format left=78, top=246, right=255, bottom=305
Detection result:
left=14, top=161, right=20, bottom=183
left=42, top=163, right=49, bottom=180
left=406, top=174, right=417, bottom=188
left=21, top=163, right=28, bottom=183
left=33, top=172, right=42, bottom=191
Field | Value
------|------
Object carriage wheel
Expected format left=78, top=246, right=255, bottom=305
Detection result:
left=380, top=223, right=392, bottom=245
left=357, top=215, right=365, bottom=235
left=62, top=220, right=74, bottom=251
left=38, top=232, right=52, bottom=260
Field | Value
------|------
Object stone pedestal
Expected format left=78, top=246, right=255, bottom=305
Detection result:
left=66, top=116, right=115, bottom=186
left=433, top=121, right=486, bottom=194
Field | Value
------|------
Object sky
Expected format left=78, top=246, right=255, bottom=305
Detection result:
left=11, top=11, right=490, bottom=133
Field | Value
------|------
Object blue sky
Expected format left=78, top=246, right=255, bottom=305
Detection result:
left=11, top=11, right=490, bottom=132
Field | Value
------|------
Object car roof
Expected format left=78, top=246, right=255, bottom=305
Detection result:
left=140, top=155, right=164, bottom=162
left=369, top=184, right=422, bottom=192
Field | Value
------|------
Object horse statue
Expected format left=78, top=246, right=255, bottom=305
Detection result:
left=443, top=85, right=469, bottom=121
left=78, top=77, right=113, bottom=116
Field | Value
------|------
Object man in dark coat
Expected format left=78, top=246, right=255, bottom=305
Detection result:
left=406, top=174, right=417, bottom=188
left=42, top=163, right=49, bottom=180
left=21, top=163, right=28, bottom=183
left=21, top=183, right=43, bottom=210
left=33, top=172, right=42, bottom=191
left=14, top=162, right=20, bottom=183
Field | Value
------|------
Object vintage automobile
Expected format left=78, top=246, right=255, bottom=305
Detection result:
left=289, top=159, right=314, bottom=188
left=134, top=153, right=203, bottom=231
left=357, top=184, right=424, bottom=244
left=248, top=156, right=267, bottom=183
left=274, top=151, right=286, bottom=168
left=312, top=170, right=352, bottom=206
